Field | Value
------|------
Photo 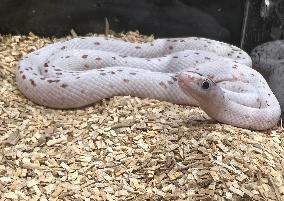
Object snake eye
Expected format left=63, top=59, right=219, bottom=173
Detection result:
left=201, top=80, right=210, bottom=90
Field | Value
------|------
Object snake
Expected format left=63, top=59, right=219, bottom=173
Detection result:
left=16, top=36, right=281, bottom=130
left=250, top=40, right=284, bottom=116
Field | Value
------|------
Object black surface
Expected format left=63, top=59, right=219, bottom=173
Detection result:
left=0, top=0, right=245, bottom=45
left=241, top=0, right=284, bottom=52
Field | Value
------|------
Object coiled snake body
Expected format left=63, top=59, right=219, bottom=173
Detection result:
left=16, top=36, right=281, bottom=130
left=251, top=40, right=284, bottom=117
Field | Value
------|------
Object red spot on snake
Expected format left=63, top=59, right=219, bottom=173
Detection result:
left=169, top=46, right=174, bottom=50
left=135, top=46, right=141, bottom=49
left=159, top=81, right=167, bottom=89
left=94, top=42, right=100, bottom=45
left=44, top=69, right=48, bottom=73
left=22, top=75, right=26, bottom=79
left=84, top=64, right=90, bottom=68
left=44, top=63, right=49, bottom=67
left=47, top=80, right=60, bottom=83
left=95, top=57, right=102, bottom=61
left=30, top=79, right=36, bottom=86
left=61, top=84, right=68, bottom=88
left=123, top=79, right=130, bottom=83
left=232, top=74, right=238, bottom=80
left=82, top=55, right=88, bottom=59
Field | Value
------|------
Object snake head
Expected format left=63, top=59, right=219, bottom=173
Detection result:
left=177, top=71, right=217, bottom=98
left=177, top=71, right=226, bottom=119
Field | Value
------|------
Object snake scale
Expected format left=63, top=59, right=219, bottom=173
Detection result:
left=16, top=36, right=281, bottom=130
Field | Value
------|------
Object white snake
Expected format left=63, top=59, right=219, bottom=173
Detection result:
left=16, top=36, right=281, bottom=130
left=250, top=40, right=284, bottom=117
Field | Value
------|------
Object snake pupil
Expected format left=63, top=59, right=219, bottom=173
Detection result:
left=201, top=80, right=210, bottom=89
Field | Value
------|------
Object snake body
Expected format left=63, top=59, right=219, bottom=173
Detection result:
left=16, top=36, right=281, bottom=130
left=251, top=40, right=284, bottom=116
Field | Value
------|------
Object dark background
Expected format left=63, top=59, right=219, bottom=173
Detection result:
left=0, top=0, right=245, bottom=46
left=1, top=0, right=282, bottom=51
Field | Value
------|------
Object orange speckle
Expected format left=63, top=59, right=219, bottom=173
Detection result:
left=30, top=79, right=36, bottom=87
left=61, top=84, right=68, bottom=88
left=159, top=81, right=167, bottom=89
left=123, top=79, right=130, bottom=83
